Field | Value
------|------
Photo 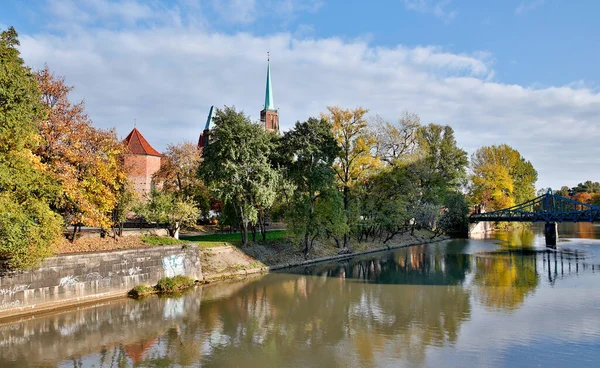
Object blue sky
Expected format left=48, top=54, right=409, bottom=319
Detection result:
left=2, top=0, right=600, bottom=188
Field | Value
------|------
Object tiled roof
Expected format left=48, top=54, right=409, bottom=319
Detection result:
left=123, top=128, right=162, bottom=156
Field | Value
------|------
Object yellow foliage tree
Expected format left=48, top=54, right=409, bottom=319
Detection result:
left=36, top=66, right=128, bottom=238
left=322, top=106, right=381, bottom=248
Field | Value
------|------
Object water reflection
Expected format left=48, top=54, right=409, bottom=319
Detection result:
left=0, top=225, right=599, bottom=367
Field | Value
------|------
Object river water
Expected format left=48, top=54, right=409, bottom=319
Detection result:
left=1, top=223, right=600, bottom=367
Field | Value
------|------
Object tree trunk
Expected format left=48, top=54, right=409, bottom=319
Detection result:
left=343, top=186, right=350, bottom=249
left=252, top=224, right=257, bottom=242
left=70, top=224, right=80, bottom=243
left=303, top=231, right=311, bottom=256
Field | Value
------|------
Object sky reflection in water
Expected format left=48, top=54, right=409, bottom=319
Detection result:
left=0, top=223, right=599, bottom=367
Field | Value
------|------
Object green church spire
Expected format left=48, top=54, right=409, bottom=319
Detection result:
left=264, top=53, right=275, bottom=110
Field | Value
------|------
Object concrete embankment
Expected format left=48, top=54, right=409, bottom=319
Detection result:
left=0, top=245, right=201, bottom=320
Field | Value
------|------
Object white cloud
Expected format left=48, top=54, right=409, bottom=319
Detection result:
left=14, top=1, right=600, bottom=189
left=515, top=0, right=545, bottom=15
left=403, top=0, right=458, bottom=23
left=212, top=0, right=257, bottom=24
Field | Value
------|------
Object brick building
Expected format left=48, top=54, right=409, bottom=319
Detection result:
left=123, top=127, right=162, bottom=198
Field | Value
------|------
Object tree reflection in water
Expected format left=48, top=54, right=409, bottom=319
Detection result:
left=2, top=234, right=600, bottom=367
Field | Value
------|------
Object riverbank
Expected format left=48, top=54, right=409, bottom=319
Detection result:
left=197, top=229, right=447, bottom=282
left=0, top=230, right=446, bottom=320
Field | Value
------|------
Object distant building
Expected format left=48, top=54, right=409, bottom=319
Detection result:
left=198, top=56, right=279, bottom=150
left=260, top=56, right=279, bottom=133
left=198, top=105, right=214, bottom=151
left=123, top=127, right=162, bottom=198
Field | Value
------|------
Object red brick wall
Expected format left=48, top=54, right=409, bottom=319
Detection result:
left=124, top=154, right=162, bottom=198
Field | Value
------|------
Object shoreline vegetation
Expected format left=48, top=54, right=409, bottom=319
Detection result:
left=123, top=229, right=446, bottom=298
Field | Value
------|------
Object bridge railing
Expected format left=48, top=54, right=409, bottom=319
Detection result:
left=469, top=190, right=600, bottom=223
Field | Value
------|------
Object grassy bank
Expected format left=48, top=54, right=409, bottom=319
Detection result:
left=181, top=230, right=287, bottom=247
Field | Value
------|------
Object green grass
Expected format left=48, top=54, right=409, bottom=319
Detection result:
left=181, top=230, right=287, bottom=245
left=128, top=276, right=196, bottom=298
left=155, top=275, right=196, bottom=293
left=141, top=235, right=193, bottom=246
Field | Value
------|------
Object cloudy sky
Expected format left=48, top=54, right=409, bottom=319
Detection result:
left=2, top=0, right=600, bottom=189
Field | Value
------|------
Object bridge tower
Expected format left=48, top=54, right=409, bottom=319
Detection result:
left=545, top=222, right=558, bottom=248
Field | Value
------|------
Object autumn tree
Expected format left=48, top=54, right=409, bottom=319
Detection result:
left=153, top=141, right=210, bottom=215
left=199, top=107, right=279, bottom=247
left=323, top=106, right=380, bottom=250
left=279, top=117, right=344, bottom=255
left=469, top=144, right=537, bottom=211
left=0, top=27, right=63, bottom=268
left=35, top=66, right=128, bottom=239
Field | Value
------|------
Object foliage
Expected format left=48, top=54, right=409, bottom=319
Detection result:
left=438, top=192, right=470, bottom=237
left=154, top=141, right=210, bottom=215
left=199, top=106, right=279, bottom=247
left=414, top=123, right=468, bottom=204
left=155, top=275, right=196, bottom=293
left=279, top=117, right=343, bottom=254
left=323, top=106, right=381, bottom=249
left=128, top=284, right=153, bottom=298
left=135, top=190, right=200, bottom=238
left=0, top=27, right=63, bottom=269
left=35, top=66, right=128, bottom=232
left=469, top=144, right=537, bottom=211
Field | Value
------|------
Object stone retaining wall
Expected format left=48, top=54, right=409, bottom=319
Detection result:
left=0, top=245, right=202, bottom=319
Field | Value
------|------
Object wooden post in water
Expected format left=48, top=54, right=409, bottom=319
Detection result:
left=545, top=222, right=558, bottom=247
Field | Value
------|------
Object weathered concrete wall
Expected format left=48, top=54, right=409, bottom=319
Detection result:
left=469, top=221, right=494, bottom=237
left=0, top=245, right=201, bottom=319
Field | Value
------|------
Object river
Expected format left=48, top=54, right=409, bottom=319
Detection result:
left=1, top=223, right=600, bottom=367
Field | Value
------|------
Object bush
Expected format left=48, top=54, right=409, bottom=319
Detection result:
left=128, top=285, right=153, bottom=298
left=155, top=275, right=195, bottom=293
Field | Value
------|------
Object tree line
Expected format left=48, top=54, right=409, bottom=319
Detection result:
left=1, top=27, right=540, bottom=269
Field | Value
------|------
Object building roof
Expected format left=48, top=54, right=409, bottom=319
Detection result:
left=123, top=128, right=162, bottom=156
left=264, top=57, right=275, bottom=111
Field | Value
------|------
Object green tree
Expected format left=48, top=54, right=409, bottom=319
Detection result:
left=415, top=123, right=468, bottom=204
left=470, top=144, right=537, bottom=211
left=199, top=106, right=279, bottom=247
left=0, top=27, right=63, bottom=268
left=438, top=192, right=469, bottom=237
left=280, top=117, right=343, bottom=255
left=134, top=190, right=199, bottom=239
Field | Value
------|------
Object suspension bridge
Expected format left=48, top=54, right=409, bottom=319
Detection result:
left=469, top=189, right=600, bottom=247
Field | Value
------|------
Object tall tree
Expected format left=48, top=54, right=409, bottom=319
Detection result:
left=415, top=123, right=468, bottom=204
left=280, top=117, right=343, bottom=255
left=0, top=27, right=63, bottom=268
left=199, top=106, right=279, bottom=247
left=324, top=106, right=380, bottom=249
left=35, top=66, right=128, bottom=238
left=372, top=111, right=420, bottom=165
left=470, top=144, right=537, bottom=211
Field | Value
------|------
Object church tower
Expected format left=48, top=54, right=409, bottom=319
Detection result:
left=260, top=55, right=279, bottom=133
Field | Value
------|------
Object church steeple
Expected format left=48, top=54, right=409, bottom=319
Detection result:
left=260, top=53, right=279, bottom=133
left=264, top=54, right=275, bottom=110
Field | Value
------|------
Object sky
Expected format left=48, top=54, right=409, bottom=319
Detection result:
left=2, top=0, right=600, bottom=190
